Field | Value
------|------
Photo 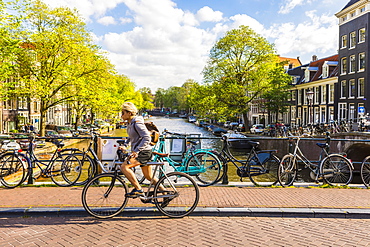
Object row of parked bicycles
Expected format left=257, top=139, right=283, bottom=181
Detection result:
left=1, top=130, right=370, bottom=218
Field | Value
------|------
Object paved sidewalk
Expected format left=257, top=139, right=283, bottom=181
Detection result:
left=1, top=182, right=370, bottom=218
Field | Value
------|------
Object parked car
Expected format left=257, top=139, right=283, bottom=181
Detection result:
left=223, top=121, right=231, bottom=128
left=0, top=134, right=20, bottom=151
left=236, top=123, right=246, bottom=132
left=45, top=130, right=62, bottom=142
left=228, top=122, right=239, bottom=130
left=250, top=124, right=264, bottom=134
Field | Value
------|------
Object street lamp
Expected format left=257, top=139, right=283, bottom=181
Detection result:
left=306, top=89, right=314, bottom=124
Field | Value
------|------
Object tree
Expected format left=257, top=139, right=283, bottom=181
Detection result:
left=202, top=25, right=282, bottom=128
left=18, top=0, right=110, bottom=135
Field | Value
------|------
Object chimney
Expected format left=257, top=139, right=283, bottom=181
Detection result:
left=312, top=55, right=318, bottom=61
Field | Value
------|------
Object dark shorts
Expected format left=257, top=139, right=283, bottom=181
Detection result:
left=136, top=149, right=153, bottom=166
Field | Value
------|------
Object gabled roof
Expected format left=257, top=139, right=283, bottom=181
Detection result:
left=342, top=0, right=361, bottom=11
left=279, top=56, right=302, bottom=68
left=309, top=54, right=338, bottom=82
left=287, top=55, right=338, bottom=85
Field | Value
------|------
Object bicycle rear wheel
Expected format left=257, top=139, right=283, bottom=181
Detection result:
left=248, top=154, right=280, bottom=187
left=82, top=173, right=129, bottom=219
left=277, top=154, right=297, bottom=187
left=154, top=172, right=199, bottom=218
left=320, top=154, right=353, bottom=186
left=361, top=156, right=370, bottom=188
left=51, top=154, right=82, bottom=186
left=185, top=151, right=221, bottom=187
left=0, top=153, right=27, bottom=188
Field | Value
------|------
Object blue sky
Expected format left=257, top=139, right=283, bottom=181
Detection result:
left=42, top=0, right=350, bottom=91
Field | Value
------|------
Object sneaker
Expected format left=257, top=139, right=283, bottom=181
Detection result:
left=125, top=188, right=144, bottom=198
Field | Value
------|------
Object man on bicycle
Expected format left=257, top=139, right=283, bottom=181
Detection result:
left=120, top=102, right=157, bottom=198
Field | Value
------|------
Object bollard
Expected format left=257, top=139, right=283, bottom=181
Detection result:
left=221, top=163, right=229, bottom=184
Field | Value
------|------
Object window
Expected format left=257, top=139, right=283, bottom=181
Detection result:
left=341, top=35, right=347, bottom=48
left=358, top=78, right=365, bottom=98
left=291, top=90, right=296, bottom=101
left=338, top=103, right=347, bottom=121
left=315, top=87, right=319, bottom=104
left=320, top=107, right=326, bottom=123
left=291, top=106, right=296, bottom=120
left=349, top=104, right=355, bottom=121
left=341, top=57, right=347, bottom=74
left=359, top=52, right=365, bottom=71
left=349, top=79, right=356, bottom=98
left=341, top=80, right=347, bottom=98
left=321, top=85, right=326, bottom=103
left=350, top=32, right=356, bottom=48
left=342, top=16, right=347, bottom=22
left=350, top=11, right=356, bottom=18
left=322, top=64, right=329, bottom=78
left=350, top=55, right=356, bottom=73
left=359, top=28, right=366, bottom=43
left=329, top=84, right=334, bottom=103
left=361, top=7, right=366, bottom=13
left=297, top=90, right=302, bottom=105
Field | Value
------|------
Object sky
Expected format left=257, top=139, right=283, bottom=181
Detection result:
left=41, top=0, right=350, bottom=91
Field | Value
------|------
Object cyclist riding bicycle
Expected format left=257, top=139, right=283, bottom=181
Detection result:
left=120, top=102, right=161, bottom=198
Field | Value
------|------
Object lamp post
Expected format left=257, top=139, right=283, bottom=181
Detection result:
left=306, top=89, right=314, bottom=124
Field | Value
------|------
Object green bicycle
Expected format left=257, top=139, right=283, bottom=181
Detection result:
left=145, top=132, right=222, bottom=187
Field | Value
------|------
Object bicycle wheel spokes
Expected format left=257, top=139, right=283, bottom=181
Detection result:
left=361, top=157, right=370, bottom=188
left=277, top=154, right=297, bottom=187
left=321, top=154, right=353, bottom=186
left=186, top=152, right=221, bottom=187
left=51, top=154, right=82, bottom=186
left=154, top=172, right=199, bottom=218
left=0, top=153, right=27, bottom=188
left=82, top=173, right=128, bottom=219
left=73, top=154, right=95, bottom=185
left=249, top=154, right=280, bottom=187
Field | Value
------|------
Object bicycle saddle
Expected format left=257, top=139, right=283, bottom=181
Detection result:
left=152, top=151, right=169, bottom=157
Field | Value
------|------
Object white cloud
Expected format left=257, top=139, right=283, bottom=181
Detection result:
left=267, top=10, right=338, bottom=62
left=196, top=6, right=223, bottom=22
left=279, top=0, right=309, bottom=14
left=97, top=16, right=116, bottom=26
left=120, top=17, right=133, bottom=24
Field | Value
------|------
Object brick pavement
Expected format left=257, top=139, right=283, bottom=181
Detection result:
left=1, top=185, right=370, bottom=209
left=1, top=216, right=370, bottom=246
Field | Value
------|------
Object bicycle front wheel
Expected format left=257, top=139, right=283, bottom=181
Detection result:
left=185, top=151, right=221, bottom=187
left=154, top=172, right=199, bottom=218
left=51, top=154, right=82, bottom=186
left=82, top=173, right=129, bottom=219
left=277, top=154, right=297, bottom=187
left=320, top=154, right=353, bottom=186
left=361, top=156, right=370, bottom=188
left=248, top=154, right=280, bottom=187
left=0, top=153, right=27, bottom=188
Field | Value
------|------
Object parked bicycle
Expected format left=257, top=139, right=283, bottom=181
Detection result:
left=81, top=145, right=200, bottom=218
left=0, top=134, right=82, bottom=188
left=278, top=133, right=353, bottom=187
left=149, top=132, right=222, bottom=187
left=360, top=155, right=370, bottom=188
left=215, top=135, right=280, bottom=186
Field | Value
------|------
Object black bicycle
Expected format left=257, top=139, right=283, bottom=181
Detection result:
left=81, top=144, right=200, bottom=218
left=0, top=135, right=82, bottom=188
left=215, top=136, right=280, bottom=186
